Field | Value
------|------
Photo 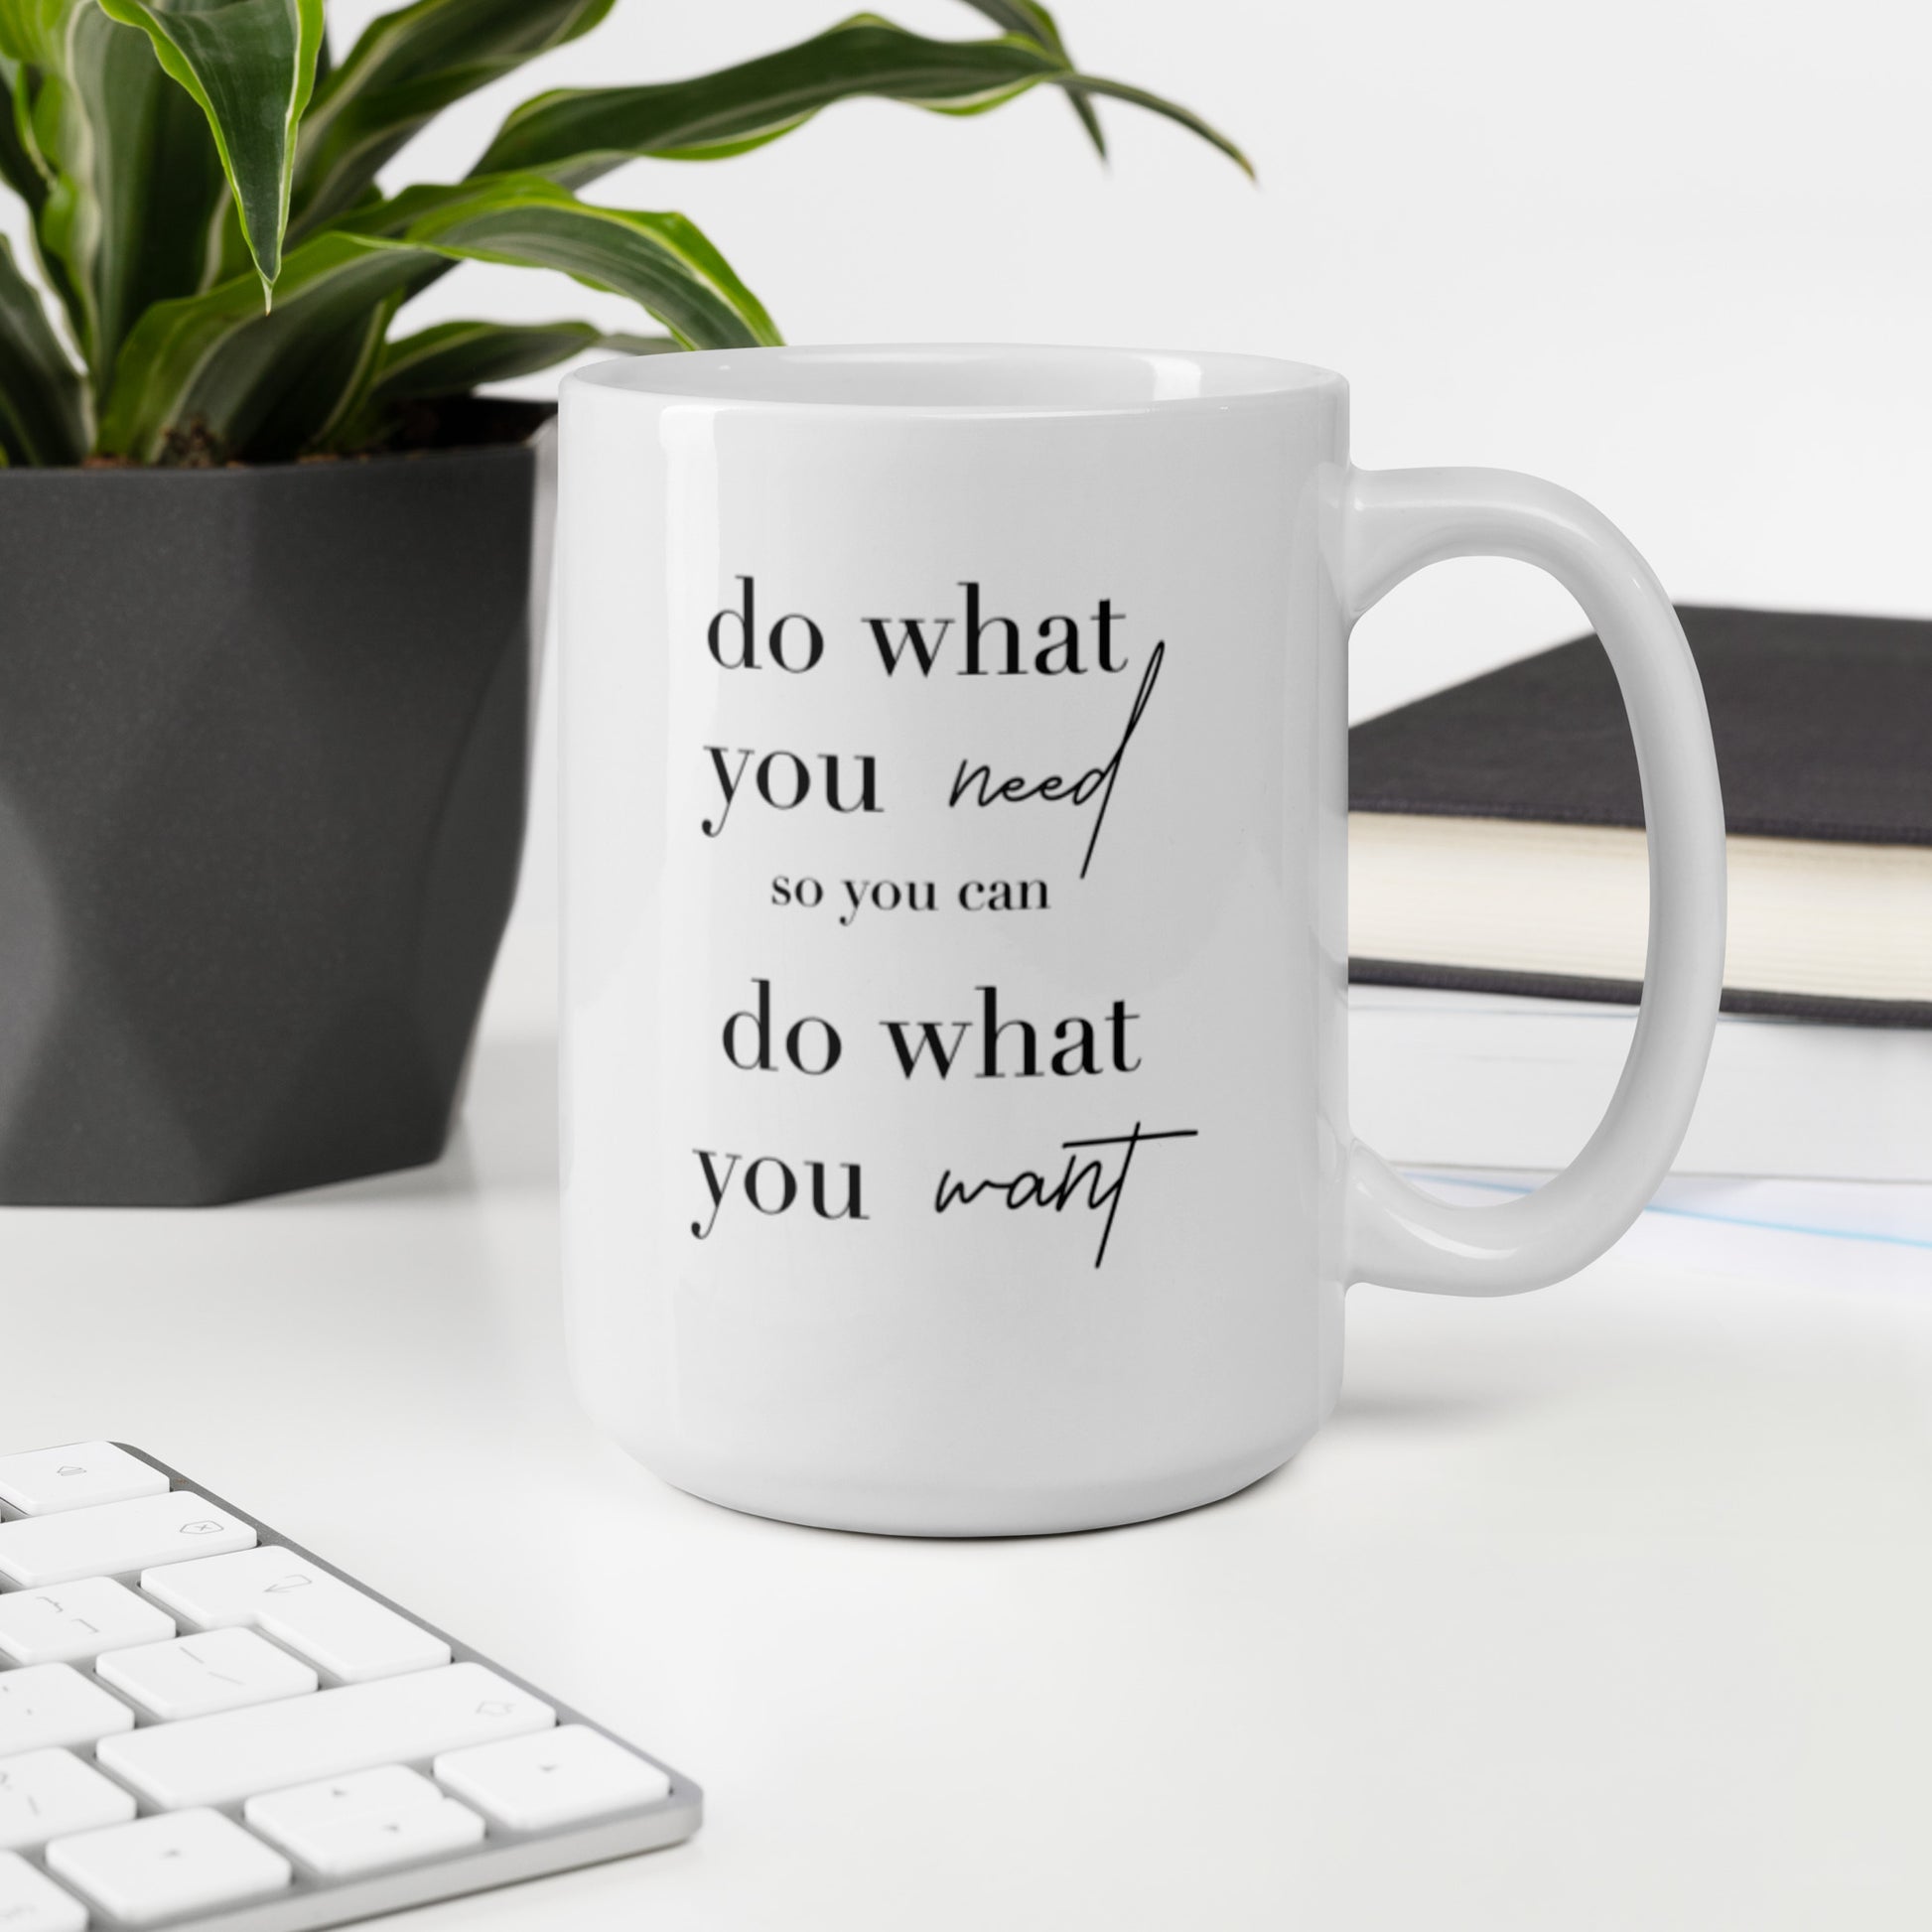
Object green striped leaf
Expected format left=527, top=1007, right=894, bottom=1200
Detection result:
left=0, top=2, right=70, bottom=65
left=97, top=0, right=326, bottom=299
left=0, top=229, right=85, bottom=463
left=361, top=176, right=780, bottom=349
left=475, top=18, right=1057, bottom=181
left=0, top=53, right=48, bottom=209
left=290, top=0, right=614, bottom=237
left=22, top=3, right=231, bottom=398
left=96, top=229, right=412, bottom=460
left=1053, top=72, right=1251, bottom=176
left=952, top=0, right=1103, bottom=154
left=368, top=317, right=671, bottom=406
left=0, top=54, right=86, bottom=349
left=471, top=14, right=1248, bottom=185
left=99, top=175, right=777, bottom=462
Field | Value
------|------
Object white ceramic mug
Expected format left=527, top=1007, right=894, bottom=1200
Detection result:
left=557, top=345, right=1725, bottom=1537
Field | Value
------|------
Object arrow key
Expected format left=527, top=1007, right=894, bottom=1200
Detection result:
left=245, top=1764, right=443, bottom=1840
left=436, top=1725, right=671, bottom=1833
left=252, top=1794, right=483, bottom=1878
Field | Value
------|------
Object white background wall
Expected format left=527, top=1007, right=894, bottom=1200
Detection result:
left=11, top=0, right=1931, bottom=927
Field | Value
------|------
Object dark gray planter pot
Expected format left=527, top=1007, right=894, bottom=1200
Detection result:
left=0, top=403, right=552, bottom=1205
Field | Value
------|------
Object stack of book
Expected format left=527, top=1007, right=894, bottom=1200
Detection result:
left=1348, top=607, right=1932, bottom=1179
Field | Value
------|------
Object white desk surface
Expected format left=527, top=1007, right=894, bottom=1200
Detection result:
left=4, top=926, right=1929, bottom=1931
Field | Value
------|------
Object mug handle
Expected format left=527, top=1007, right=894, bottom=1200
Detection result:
left=1339, top=467, right=1727, bottom=1294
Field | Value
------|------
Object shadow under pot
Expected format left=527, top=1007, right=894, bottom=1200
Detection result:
left=0, top=402, right=547, bottom=1205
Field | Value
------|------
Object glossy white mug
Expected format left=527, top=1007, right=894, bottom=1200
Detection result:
left=557, top=346, right=1725, bottom=1537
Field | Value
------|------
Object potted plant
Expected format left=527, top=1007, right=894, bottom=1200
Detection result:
left=0, top=0, right=1243, bottom=1205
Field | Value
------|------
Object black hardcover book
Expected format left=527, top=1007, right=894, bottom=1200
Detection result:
left=1347, top=607, right=1932, bottom=1028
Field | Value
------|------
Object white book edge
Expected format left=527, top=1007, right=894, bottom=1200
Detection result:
left=1348, top=985, right=1932, bottom=1182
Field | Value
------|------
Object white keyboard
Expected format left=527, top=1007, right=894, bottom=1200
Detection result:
left=0, top=1445, right=699, bottom=1929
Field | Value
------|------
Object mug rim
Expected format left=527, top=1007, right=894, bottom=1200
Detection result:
left=564, top=344, right=1346, bottom=417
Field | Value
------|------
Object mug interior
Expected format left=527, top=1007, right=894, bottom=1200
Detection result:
left=569, top=344, right=1342, bottom=413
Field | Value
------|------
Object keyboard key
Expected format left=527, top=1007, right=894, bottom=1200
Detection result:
left=0, top=1491, right=253, bottom=1588
left=0, top=1575, right=175, bottom=1665
left=99, top=1662, right=554, bottom=1809
left=143, top=1546, right=450, bottom=1683
left=245, top=1764, right=443, bottom=1837
left=97, top=1626, right=319, bottom=1721
left=436, top=1725, right=673, bottom=1831
left=0, top=1443, right=167, bottom=1517
left=48, top=1809, right=291, bottom=1927
left=264, top=1797, right=484, bottom=1878
left=0, top=1748, right=137, bottom=1853
left=0, top=1852, right=86, bottom=1932
left=0, top=1663, right=136, bottom=1755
